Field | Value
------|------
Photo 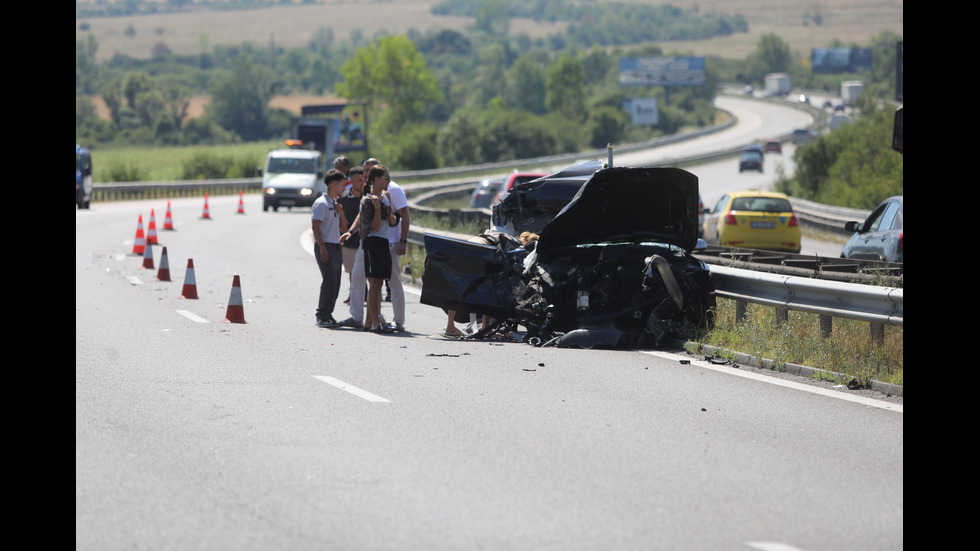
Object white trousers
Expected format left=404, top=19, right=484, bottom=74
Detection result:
left=347, top=243, right=404, bottom=326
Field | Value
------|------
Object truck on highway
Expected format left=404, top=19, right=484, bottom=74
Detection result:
left=764, top=73, right=791, bottom=96
left=841, top=80, right=864, bottom=105
left=258, top=140, right=325, bottom=212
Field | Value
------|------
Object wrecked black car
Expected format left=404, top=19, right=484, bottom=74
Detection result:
left=421, top=163, right=714, bottom=349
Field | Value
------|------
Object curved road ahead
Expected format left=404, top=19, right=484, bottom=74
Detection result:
left=76, top=96, right=900, bottom=551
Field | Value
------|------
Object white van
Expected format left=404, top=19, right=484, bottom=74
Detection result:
left=259, top=140, right=324, bottom=212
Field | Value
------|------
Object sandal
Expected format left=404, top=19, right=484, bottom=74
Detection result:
left=442, top=328, right=465, bottom=338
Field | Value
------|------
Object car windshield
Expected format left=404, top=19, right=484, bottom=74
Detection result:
left=731, top=197, right=792, bottom=212
left=268, top=158, right=315, bottom=173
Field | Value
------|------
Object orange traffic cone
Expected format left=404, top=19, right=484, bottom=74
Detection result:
left=156, top=246, right=171, bottom=281
left=141, top=241, right=154, bottom=269
left=179, top=259, right=199, bottom=299
left=147, top=209, right=159, bottom=244
left=163, top=201, right=175, bottom=231
left=201, top=193, right=212, bottom=220
left=132, top=214, right=146, bottom=255
left=223, top=275, right=247, bottom=323
left=236, top=191, right=245, bottom=214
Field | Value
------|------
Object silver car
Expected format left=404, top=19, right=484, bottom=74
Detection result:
left=469, top=178, right=505, bottom=209
left=841, top=196, right=903, bottom=263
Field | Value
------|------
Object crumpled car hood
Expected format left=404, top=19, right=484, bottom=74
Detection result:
left=422, top=164, right=713, bottom=350
left=535, top=166, right=700, bottom=254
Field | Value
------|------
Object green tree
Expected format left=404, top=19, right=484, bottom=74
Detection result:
left=472, top=43, right=510, bottom=107
left=436, top=106, right=482, bottom=166
left=745, top=33, right=793, bottom=83
left=476, top=100, right=556, bottom=162
left=504, top=53, right=547, bottom=114
left=587, top=105, right=627, bottom=149
left=777, top=106, right=902, bottom=208
left=100, top=80, right=124, bottom=127
left=208, top=58, right=277, bottom=141
left=336, top=35, right=443, bottom=137
left=474, top=0, right=510, bottom=35
left=158, top=76, right=191, bottom=129
left=123, top=72, right=151, bottom=108
left=383, top=123, right=441, bottom=170
left=546, top=53, right=586, bottom=121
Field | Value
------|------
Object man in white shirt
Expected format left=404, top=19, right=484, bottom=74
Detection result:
left=385, top=174, right=410, bottom=332
left=311, top=169, right=349, bottom=327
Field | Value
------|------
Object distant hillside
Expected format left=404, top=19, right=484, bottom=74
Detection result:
left=76, top=0, right=902, bottom=63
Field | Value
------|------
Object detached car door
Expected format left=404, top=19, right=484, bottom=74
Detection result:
left=420, top=233, right=526, bottom=319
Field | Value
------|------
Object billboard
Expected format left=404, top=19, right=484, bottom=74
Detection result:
left=300, top=102, right=368, bottom=153
left=619, top=57, right=705, bottom=86
left=623, top=97, right=659, bottom=126
left=811, top=48, right=873, bottom=74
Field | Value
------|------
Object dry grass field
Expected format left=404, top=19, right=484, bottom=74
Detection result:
left=77, top=0, right=902, bottom=62
left=79, top=0, right=902, bottom=119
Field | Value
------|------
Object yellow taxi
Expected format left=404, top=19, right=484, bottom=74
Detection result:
left=702, top=190, right=801, bottom=253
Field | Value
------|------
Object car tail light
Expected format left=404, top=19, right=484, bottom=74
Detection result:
left=788, top=214, right=799, bottom=227
left=898, top=232, right=903, bottom=252
left=724, top=212, right=737, bottom=225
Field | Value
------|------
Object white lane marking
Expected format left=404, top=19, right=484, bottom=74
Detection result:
left=644, top=351, right=903, bottom=413
left=127, top=276, right=143, bottom=285
left=313, top=376, right=391, bottom=403
left=177, top=310, right=210, bottom=323
left=746, top=543, right=807, bottom=551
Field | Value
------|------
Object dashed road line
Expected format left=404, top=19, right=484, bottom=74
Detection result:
left=313, top=375, right=391, bottom=402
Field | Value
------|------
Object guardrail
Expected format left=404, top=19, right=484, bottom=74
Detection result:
left=90, top=96, right=898, bottom=344
left=709, top=264, right=902, bottom=343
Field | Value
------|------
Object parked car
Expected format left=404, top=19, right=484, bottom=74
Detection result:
left=421, top=163, right=714, bottom=349
left=469, top=178, right=505, bottom=209
left=702, top=190, right=801, bottom=253
left=738, top=151, right=764, bottom=172
left=763, top=139, right=782, bottom=154
left=491, top=170, right=549, bottom=205
left=791, top=128, right=819, bottom=145
left=841, top=196, right=903, bottom=263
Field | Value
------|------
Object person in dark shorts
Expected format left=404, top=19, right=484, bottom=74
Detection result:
left=337, top=165, right=365, bottom=306
left=359, top=164, right=400, bottom=333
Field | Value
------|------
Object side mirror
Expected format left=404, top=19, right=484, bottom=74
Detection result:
left=257, top=168, right=263, bottom=176
left=844, top=221, right=860, bottom=233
